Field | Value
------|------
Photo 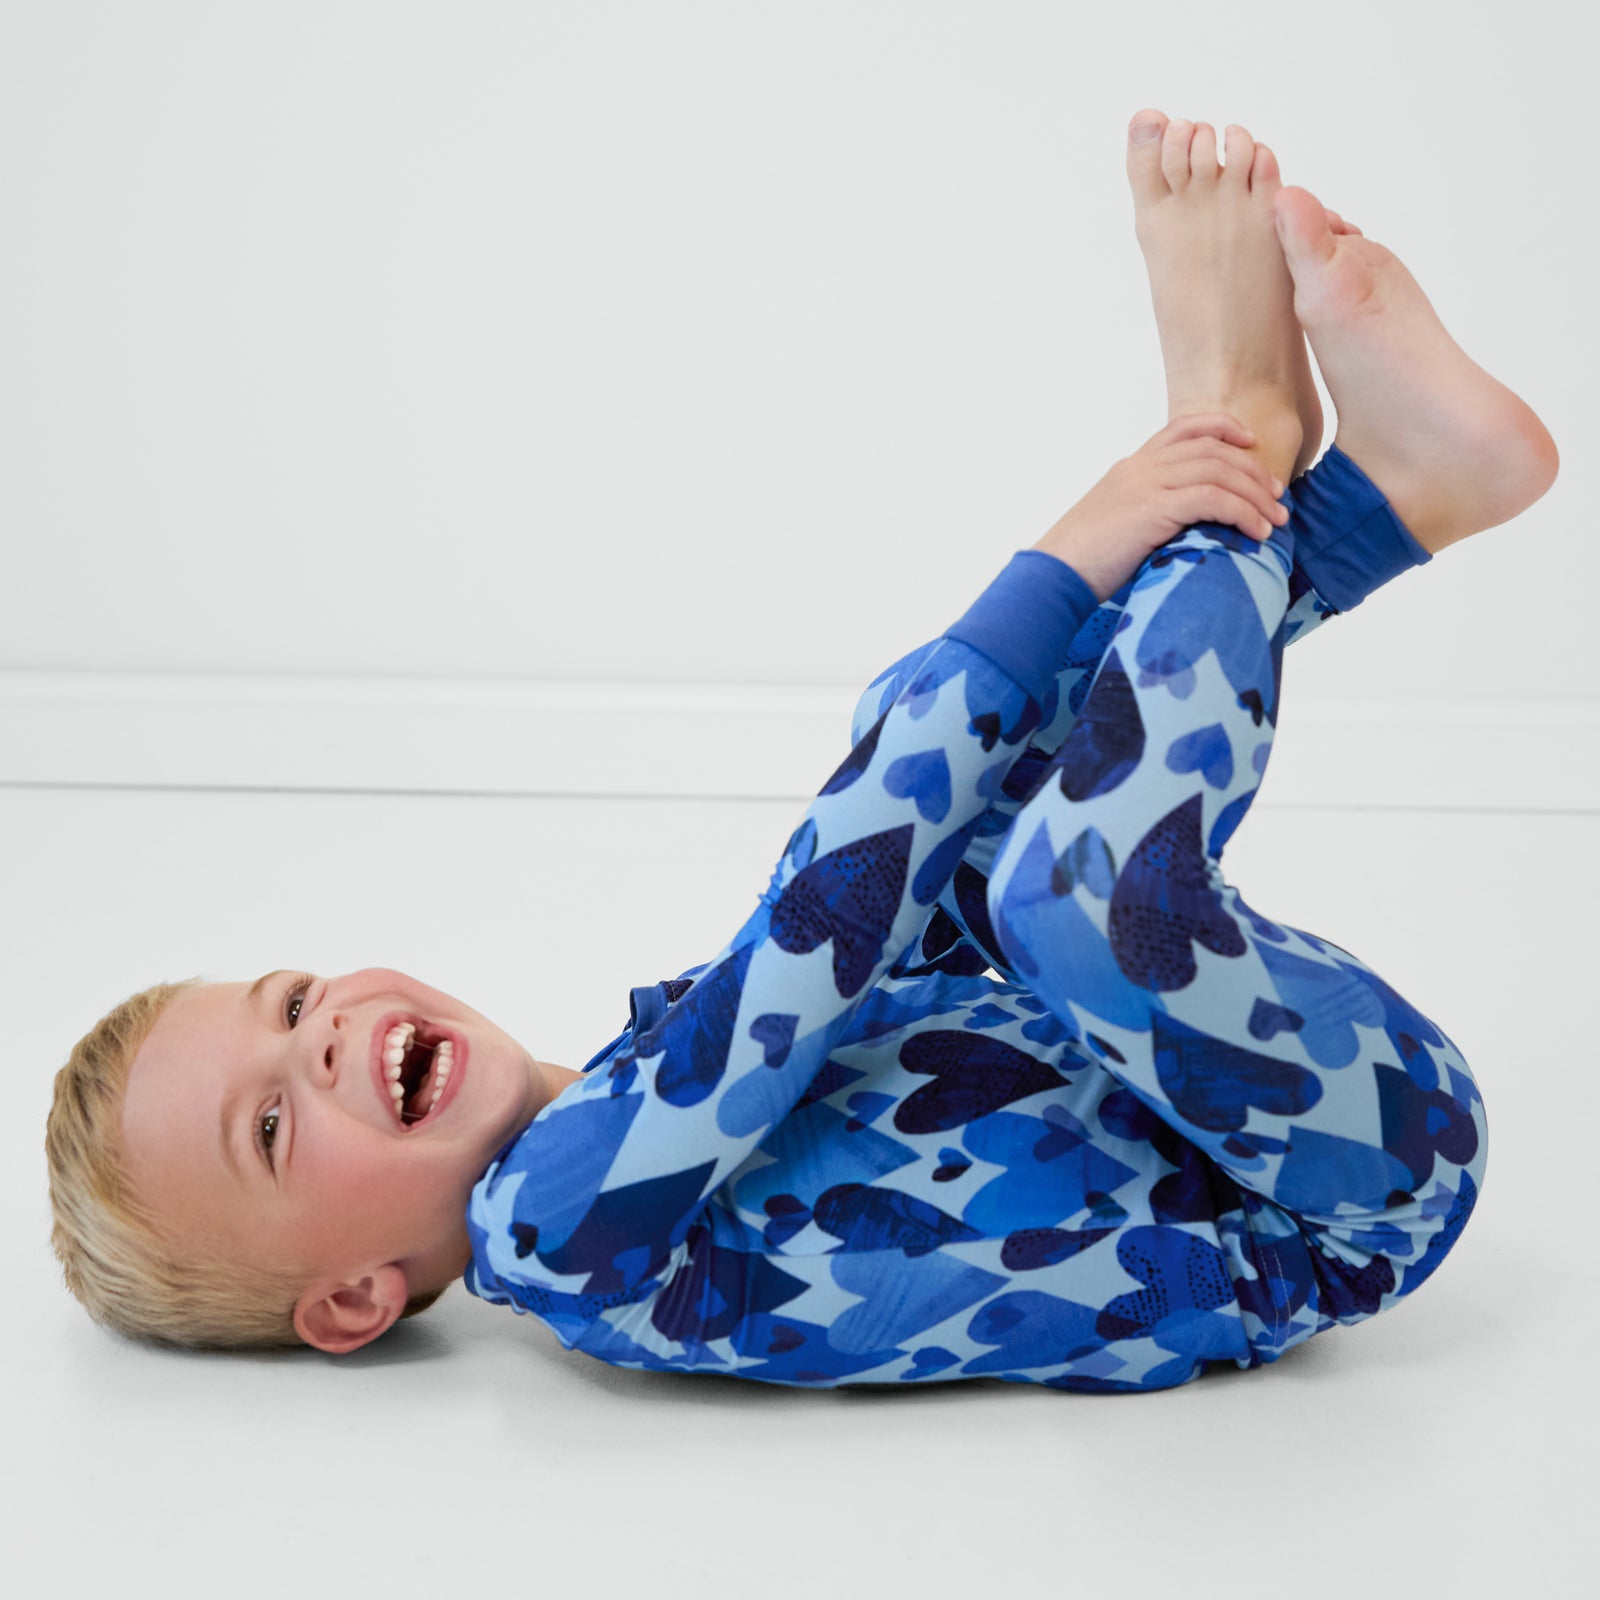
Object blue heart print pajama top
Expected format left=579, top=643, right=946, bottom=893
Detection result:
left=465, top=444, right=1489, bottom=1392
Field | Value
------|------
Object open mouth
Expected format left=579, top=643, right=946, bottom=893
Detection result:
left=371, top=1015, right=464, bottom=1129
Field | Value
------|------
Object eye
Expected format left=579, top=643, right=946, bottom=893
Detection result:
left=284, top=973, right=315, bottom=1028
left=255, top=1101, right=281, bottom=1172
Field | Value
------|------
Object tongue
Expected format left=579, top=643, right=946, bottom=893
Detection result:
left=402, top=1047, right=439, bottom=1123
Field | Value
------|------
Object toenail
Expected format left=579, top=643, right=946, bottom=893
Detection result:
left=1131, top=120, right=1161, bottom=144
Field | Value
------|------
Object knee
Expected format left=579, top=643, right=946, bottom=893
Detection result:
left=984, top=818, right=1052, bottom=982
left=984, top=812, right=1114, bottom=994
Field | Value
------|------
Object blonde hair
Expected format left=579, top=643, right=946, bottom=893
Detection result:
left=45, top=978, right=446, bottom=1351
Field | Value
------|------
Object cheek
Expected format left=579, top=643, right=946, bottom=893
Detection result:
left=307, top=1129, right=456, bottom=1224
left=294, top=1127, right=402, bottom=1226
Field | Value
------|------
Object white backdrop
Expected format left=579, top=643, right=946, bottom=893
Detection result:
left=1, top=0, right=1589, bottom=711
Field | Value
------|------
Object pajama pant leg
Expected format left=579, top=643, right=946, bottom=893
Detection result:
left=919, top=568, right=1337, bottom=984
left=984, top=514, right=1488, bottom=1365
left=924, top=444, right=1434, bottom=989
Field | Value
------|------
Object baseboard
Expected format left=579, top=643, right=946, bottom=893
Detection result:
left=1, top=671, right=1595, bottom=813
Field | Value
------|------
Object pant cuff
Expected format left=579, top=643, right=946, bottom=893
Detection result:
left=1286, top=443, right=1432, bottom=613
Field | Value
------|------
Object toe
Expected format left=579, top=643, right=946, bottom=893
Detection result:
left=1249, top=141, right=1282, bottom=195
left=1273, top=186, right=1338, bottom=270
left=1161, top=119, right=1194, bottom=190
left=1190, top=121, right=1219, bottom=181
left=1126, top=108, right=1171, bottom=199
left=1222, top=124, right=1255, bottom=184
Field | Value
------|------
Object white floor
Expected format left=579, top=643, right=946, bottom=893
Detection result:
left=4, top=782, right=1593, bottom=1599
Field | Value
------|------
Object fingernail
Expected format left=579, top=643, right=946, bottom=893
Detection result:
left=1272, top=477, right=1284, bottom=495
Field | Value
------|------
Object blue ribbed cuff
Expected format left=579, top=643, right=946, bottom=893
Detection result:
left=945, top=550, right=1100, bottom=706
left=1287, top=443, right=1432, bottom=613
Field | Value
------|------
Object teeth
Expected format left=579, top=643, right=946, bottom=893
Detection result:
left=426, top=1039, right=455, bottom=1114
left=383, top=1021, right=415, bottom=1075
left=381, top=1023, right=417, bottom=1120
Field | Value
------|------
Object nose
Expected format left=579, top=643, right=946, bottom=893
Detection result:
left=315, top=1012, right=344, bottom=1082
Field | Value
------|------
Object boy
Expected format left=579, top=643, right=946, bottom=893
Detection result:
left=48, top=111, right=1556, bottom=1385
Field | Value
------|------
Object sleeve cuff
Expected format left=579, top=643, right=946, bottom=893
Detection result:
left=944, top=550, right=1100, bottom=706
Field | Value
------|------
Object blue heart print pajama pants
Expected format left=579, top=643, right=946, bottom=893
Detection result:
left=465, top=443, right=1489, bottom=1390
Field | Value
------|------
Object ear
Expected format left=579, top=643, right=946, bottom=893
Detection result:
left=293, top=1264, right=410, bottom=1355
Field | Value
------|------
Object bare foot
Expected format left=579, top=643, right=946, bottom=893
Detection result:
left=1126, top=109, right=1313, bottom=485
left=1274, top=186, right=1560, bottom=553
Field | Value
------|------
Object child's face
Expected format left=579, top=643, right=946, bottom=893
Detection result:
left=120, top=968, right=548, bottom=1332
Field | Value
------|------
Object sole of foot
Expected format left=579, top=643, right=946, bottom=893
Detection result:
left=1273, top=185, right=1559, bottom=553
left=1126, top=108, right=1317, bottom=483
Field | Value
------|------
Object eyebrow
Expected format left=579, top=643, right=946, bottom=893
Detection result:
left=247, top=969, right=288, bottom=1006
left=219, top=972, right=285, bottom=1183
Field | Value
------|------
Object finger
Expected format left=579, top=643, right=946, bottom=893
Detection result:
left=1165, top=463, right=1289, bottom=533
left=1157, top=412, right=1256, bottom=449
left=1162, top=438, right=1286, bottom=499
left=1168, top=484, right=1279, bottom=540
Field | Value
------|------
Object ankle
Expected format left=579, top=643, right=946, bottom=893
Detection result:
left=1169, top=384, right=1302, bottom=485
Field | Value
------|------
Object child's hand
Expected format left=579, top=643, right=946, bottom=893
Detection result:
left=1033, top=413, right=1291, bottom=602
